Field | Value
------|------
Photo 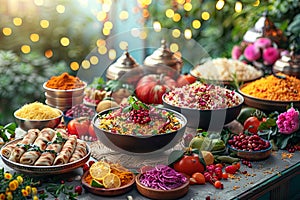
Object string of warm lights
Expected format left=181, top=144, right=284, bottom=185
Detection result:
left=0, top=0, right=261, bottom=71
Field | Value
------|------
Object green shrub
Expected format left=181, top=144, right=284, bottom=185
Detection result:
left=0, top=50, right=68, bottom=124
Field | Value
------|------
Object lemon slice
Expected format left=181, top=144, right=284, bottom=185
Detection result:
left=102, top=173, right=121, bottom=189
left=89, top=161, right=111, bottom=180
left=90, top=179, right=104, bottom=188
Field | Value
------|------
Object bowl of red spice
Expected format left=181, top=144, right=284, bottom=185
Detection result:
left=43, top=72, right=87, bottom=111
left=43, top=72, right=87, bottom=98
left=163, top=81, right=244, bottom=130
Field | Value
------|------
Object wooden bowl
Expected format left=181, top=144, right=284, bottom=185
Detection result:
left=81, top=171, right=135, bottom=196
left=135, top=173, right=189, bottom=200
left=227, top=140, right=272, bottom=161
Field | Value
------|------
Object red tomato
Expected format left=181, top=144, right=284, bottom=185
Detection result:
left=173, top=154, right=205, bottom=176
left=135, top=74, right=177, bottom=104
left=67, top=117, right=90, bottom=138
left=192, top=172, right=206, bottom=184
left=243, top=116, right=261, bottom=134
left=177, top=73, right=197, bottom=87
left=88, top=123, right=97, bottom=139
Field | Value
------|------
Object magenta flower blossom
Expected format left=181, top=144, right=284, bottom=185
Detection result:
left=254, top=37, right=272, bottom=49
left=244, top=44, right=261, bottom=61
left=263, top=47, right=280, bottom=65
left=276, top=107, right=300, bottom=134
left=231, top=45, right=242, bottom=60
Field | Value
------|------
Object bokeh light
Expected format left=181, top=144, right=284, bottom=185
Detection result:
left=97, top=11, right=107, bottom=21
left=235, top=1, right=243, bottom=12
left=30, top=33, right=40, bottom=42
left=192, top=20, right=201, bottom=29
left=21, top=45, right=31, bottom=54
left=165, top=9, right=174, bottom=18
left=153, top=21, right=161, bottom=32
left=108, top=49, right=117, bottom=60
left=119, top=10, right=129, bottom=20
left=183, top=2, right=192, bottom=11
left=56, top=5, right=65, bottom=14
left=216, top=0, right=225, bottom=10
left=40, top=20, right=49, bottom=28
left=139, top=30, right=147, bottom=39
left=60, top=37, right=70, bottom=46
left=70, top=61, right=80, bottom=71
left=173, top=13, right=181, bottom=22
left=131, top=28, right=140, bottom=37
left=2, top=28, right=12, bottom=36
left=96, top=39, right=106, bottom=47
left=90, top=56, right=99, bottom=65
left=13, top=18, right=22, bottom=26
left=81, top=59, right=91, bottom=69
left=170, top=43, right=179, bottom=52
left=172, top=29, right=181, bottom=38
left=104, top=21, right=113, bottom=29
left=253, top=0, right=260, bottom=6
left=119, top=41, right=128, bottom=50
left=44, top=49, right=53, bottom=58
left=98, top=46, right=108, bottom=55
left=201, top=12, right=210, bottom=20
left=184, top=29, right=192, bottom=39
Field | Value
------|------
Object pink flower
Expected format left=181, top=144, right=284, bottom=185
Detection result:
left=263, top=47, right=280, bottom=65
left=231, top=45, right=242, bottom=60
left=254, top=37, right=272, bottom=49
left=244, top=44, right=261, bottom=61
left=276, top=107, right=300, bottom=134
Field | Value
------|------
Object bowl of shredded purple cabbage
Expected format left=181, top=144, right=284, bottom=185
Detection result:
left=135, top=165, right=189, bottom=200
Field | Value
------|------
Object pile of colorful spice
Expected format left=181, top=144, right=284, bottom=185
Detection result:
left=45, top=72, right=85, bottom=90
left=240, top=73, right=300, bottom=101
left=164, top=82, right=241, bottom=110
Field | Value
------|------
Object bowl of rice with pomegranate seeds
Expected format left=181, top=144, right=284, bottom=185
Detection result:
left=92, top=96, right=187, bottom=154
left=162, top=81, right=244, bottom=130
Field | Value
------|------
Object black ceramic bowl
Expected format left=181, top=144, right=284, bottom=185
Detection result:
left=162, top=92, right=244, bottom=130
left=92, top=107, right=187, bottom=154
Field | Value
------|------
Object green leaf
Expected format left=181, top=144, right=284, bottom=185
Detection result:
left=197, top=150, right=206, bottom=169
left=168, top=150, right=184, bottom=166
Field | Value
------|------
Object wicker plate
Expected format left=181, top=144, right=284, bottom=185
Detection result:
left=0, top=138, right=90, bottom=175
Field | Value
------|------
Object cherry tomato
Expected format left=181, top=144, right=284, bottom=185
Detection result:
left=215, top=163, right=224, bottom=169
left=177, top=73, right=197, bottom=87
left=243, top=116, right=261, bottom=134
left=222, top=172, right=228, bottom=179
left=214, top=180, right=222, bottom=189
left=192, top=172, right=206, bottom=184
left=233, top=162, right=241, bottom=171
left=74, top=185, right=83, bottom=195
left=225, top=165, right=237, bottom=174
left=67, top=117, right=90, bottom=138
left=88, top=123, right=97, bottom=139
left=173, top=154, right=205, bottom=176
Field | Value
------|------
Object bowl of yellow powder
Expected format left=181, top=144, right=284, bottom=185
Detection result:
left=14, top=102, right=63, bottom=131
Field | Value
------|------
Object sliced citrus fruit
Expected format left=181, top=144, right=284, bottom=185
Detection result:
left=89, top=161, right=111, bottom=180
left=102, top=173, right=121, bottom=189
left=90, top=179, right=104, bottom=188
